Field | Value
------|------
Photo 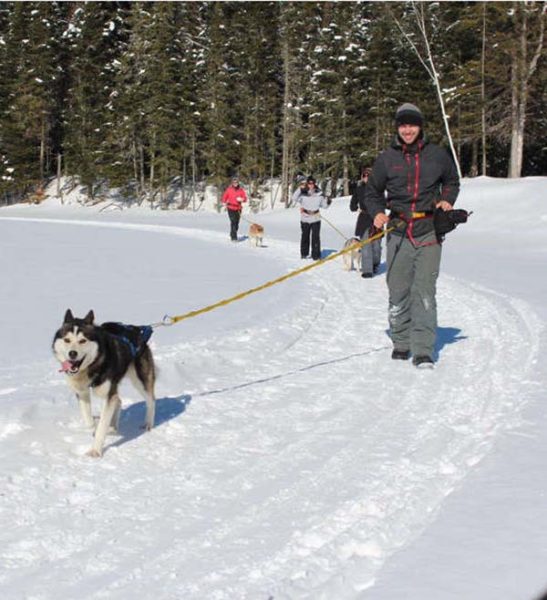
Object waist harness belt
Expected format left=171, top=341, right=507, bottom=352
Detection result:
left=392, top=210, right=434, bottom=221
left=390, top=210, right=436, bottom=247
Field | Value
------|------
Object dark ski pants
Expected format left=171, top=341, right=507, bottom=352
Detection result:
left=228, top=209, right=241, bottom=241
left=386, top=231, right=441, bottom=358
left=354, top=211, right=371, bottom=239
left=301, top=221, right=321, bottom=259
left=360, top=228, right=382, bottom=275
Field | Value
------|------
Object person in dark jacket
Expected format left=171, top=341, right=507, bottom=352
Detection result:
left=364, top=103, right=460, bottom=368
left=350, top=166, right=381, bottom=278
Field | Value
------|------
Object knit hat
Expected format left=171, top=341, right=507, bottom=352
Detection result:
left=395, top=103, right=423, bottom=127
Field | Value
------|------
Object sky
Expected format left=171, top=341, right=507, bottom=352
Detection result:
left=0, top=175, right=546, bottom=600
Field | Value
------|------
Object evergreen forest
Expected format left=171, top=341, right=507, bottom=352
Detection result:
left=0, top=1, right=545, bottom=206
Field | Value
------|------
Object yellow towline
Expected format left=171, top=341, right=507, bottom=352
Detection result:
left=155, top=226, right=394, bottom=328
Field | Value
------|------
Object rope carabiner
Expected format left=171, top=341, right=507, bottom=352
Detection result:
left=151, top=315, right=175, bottom=329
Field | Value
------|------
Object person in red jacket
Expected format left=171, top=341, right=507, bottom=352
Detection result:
left=221, top=177, right=248, bottom=241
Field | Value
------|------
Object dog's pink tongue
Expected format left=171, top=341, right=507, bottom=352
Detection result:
left=59, top=360, right=72, bottom=373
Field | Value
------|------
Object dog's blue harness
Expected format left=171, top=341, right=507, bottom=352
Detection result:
left=103, top=322, right=153, bottom=357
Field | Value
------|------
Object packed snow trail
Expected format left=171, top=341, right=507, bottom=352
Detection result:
left=0, top=216, right=541, bottom=600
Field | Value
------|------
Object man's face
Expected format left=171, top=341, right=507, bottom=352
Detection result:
left=398, top=124, right=420, bottom=145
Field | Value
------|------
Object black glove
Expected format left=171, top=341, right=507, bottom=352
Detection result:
left=434, top=208, right=471, bottom=240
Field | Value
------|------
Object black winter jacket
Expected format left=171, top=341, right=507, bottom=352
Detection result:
left=350, top=182, right=366, bottom=212
left=364, top=136, right=460, bottom=239
left=350, top=182, right=373, bottom=237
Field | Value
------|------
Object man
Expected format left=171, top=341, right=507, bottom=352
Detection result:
left=292, top=176, right=329, bottom=260
left=221, top=177, right=247, bottom=241
left=349, top=166, right=381, bottom=278
left=364, top=103, right=460, bottom=368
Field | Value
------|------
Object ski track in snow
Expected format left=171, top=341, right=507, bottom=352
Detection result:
left=0, top=216, right=542, bottom=600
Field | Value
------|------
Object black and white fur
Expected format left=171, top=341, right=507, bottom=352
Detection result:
left=52, top=309, right=156, bottom=457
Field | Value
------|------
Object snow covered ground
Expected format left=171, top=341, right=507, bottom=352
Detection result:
left=0, top=176, right=546, bottom=599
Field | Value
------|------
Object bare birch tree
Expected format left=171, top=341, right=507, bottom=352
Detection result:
left=389, top=2, right=462, bottom=178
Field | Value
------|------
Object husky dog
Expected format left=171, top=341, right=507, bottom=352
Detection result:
left=248, top=222, right=264, bottom=247
left=342, top=237, right=361, bottom=271
left=52, top=309, right=156, bottom=458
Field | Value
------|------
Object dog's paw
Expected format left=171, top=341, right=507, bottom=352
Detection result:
left=86, top=448, right=102, bottom=458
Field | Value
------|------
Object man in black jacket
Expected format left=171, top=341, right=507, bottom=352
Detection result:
left=350, top=167, right=381, bottom=277
left=364, top=103, right=460, bottom=368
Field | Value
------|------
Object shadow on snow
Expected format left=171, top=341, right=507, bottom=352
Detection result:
left=109, top=394, right=191, bottom=450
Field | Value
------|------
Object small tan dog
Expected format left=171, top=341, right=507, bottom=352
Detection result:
left=248, top=222, right=265, bottom=247
left=342, top=237, right=361, bottom=271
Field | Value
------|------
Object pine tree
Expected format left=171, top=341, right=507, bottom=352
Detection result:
left=63, top=2, right=129, bottom=201
left=302, top=2, right=372, bottom=194
left=199, top=1, right=237, bottom=201
left=0, top=2, right=67, bottom=199
left=228, top=2, right=282, bottom=202
left=174, top=1, right=207, bottom=208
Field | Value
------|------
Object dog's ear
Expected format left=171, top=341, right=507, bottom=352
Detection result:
left=64, top=309, right=74, bottom=324
left=83, top=310, right=95, bottom=325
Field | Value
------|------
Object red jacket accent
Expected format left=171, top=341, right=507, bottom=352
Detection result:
left=222, top=185, right=247, bottom=211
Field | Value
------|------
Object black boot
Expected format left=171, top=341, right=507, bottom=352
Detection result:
left=391, top=349, right=410, bottom=360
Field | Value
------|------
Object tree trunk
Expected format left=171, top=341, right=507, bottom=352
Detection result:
left=149, top=155, right=155, bottom=205
left=149, top=132, right=156, bottom=203
left=508, top=1, right=545, bottom=178
left=40, top=119, right=45, bottom=182
left=280, top=32, right=292, bottom=207
left=508, top=48, right=523, bottom=178
left=139, top=143, right=145, bottom=203
left=132, top=140, right=139, bottom=199
left=269, top=128, right=276, bottom=210
left=181, top=155, right=187, bottom=209
left=342, top=153, right=349, bottom=196
left=374, top=79, right=381, bottom=155
left=456, top=102, right=462, bottom=166
left=471, top=140, right=478, bottom=177
left=481, top=1, right=487, bottom=175
left=56, top=153, right=63, bottom=203
left=191, top=134, right=197, bottom=211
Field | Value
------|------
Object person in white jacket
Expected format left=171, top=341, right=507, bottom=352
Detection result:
left=292, top=176, right=329, bottom=260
